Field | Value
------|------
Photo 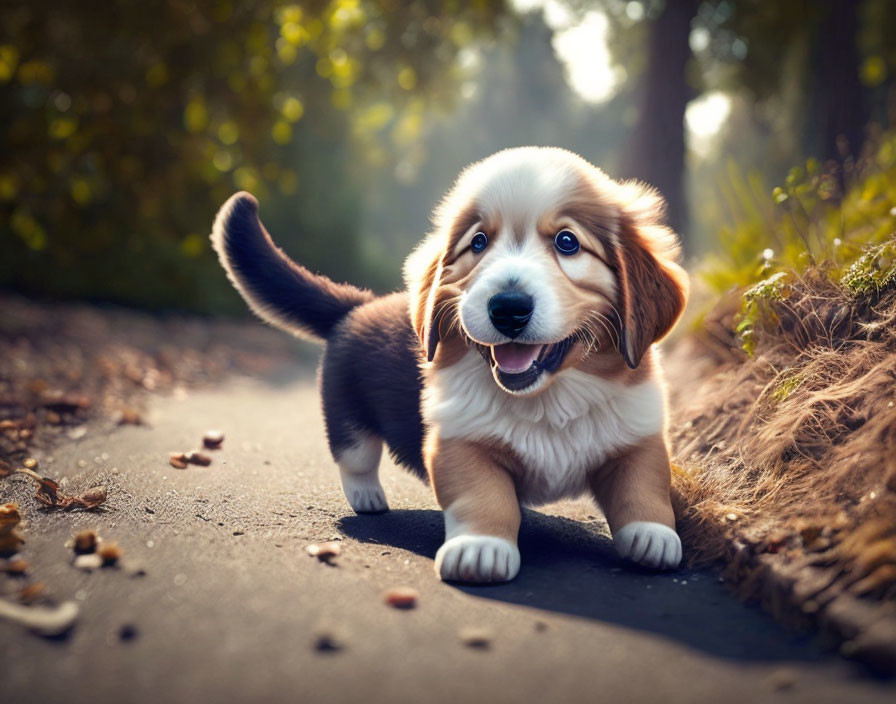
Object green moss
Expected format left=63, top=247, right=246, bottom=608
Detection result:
left=841, top=240, right=896, bottom=297
left=770, top=370, right=804, bottom=402
left=736, top=271, right=791, bottom=355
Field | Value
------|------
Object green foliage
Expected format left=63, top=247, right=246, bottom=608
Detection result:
left=701, top=130, right=896, bottom=352
left=841, top=240, right=896, bottom=297
left=0, top=0, right=508, bottom=312
left=735, top=271, right=790, bottom=355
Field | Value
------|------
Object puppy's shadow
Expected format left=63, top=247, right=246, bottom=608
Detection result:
left=339, top=508, right=825, bottom=663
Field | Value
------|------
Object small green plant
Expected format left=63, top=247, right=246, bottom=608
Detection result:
left=841, top=240, right=896, bottom=297
left=703, top=131, right=896, bottom=298
left=702, top=131, right=896, bottom=353
left=736, top=271, right=791, bottom=355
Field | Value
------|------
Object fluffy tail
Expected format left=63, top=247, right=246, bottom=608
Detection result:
left=211, top=192, right=374, bottom=341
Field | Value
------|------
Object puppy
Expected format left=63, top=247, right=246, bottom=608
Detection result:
left=211, top=147, right=688, bottom=583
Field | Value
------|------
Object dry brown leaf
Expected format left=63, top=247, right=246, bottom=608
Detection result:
left=2, top=557, right=29, bottom=575
left=0, top=532, right=24, bottom=557
left=18, top=582, right=47, bottom=605
left=0, top=503, right=21, bottom=534
left=16, top=468, right=107, bottom=510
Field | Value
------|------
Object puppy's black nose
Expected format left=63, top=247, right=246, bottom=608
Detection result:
left=488, top=291, right=534, bottom=339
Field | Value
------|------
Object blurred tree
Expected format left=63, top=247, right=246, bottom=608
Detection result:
left=355, top=9, right=629, bottom=286
left=0, top=0, right=509, bottom=311
left=617, top=0, right=699, bottom=246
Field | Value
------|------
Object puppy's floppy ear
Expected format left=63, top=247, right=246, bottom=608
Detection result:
left=404, top=234, right=447, bottom=362
left=611, top=184, right=689, bottom=369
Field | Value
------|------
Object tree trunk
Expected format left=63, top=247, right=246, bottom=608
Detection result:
left=806, top=0, right=868, bottom=163
left=620, top=0, right=698, bottom=251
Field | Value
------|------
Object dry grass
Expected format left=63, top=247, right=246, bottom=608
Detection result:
left=667, top=272, right=896, bottom=671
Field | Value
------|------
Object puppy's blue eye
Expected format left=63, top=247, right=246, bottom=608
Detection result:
left=554, top=230, right=580, bottom=255
left=471, top=232, right=488, bottom=253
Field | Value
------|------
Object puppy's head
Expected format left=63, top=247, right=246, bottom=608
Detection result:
left=405, top=147, right=688, bottom=395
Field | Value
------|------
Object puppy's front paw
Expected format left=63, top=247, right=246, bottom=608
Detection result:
left=614, top=521, right=681, bottom=570
left=435, top=535, right=520, bottom=583
left=341, top=476, right=389, bottom=514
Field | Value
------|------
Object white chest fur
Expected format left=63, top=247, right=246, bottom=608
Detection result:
left=422, top=351, right=665, bottom=505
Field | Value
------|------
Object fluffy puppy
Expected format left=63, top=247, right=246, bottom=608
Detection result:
left=211, top=147, right=688, bottom=583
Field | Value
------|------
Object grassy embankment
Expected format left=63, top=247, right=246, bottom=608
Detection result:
left=670, top=131, right=896, bottom=674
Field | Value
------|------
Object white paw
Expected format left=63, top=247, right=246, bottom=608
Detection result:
left=341, top=476, right=389, bottom=514
left=614, top=521, right=681, bottom=570
left=435, top=535, right=520, bottom=583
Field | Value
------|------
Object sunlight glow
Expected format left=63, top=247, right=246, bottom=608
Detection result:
left=511, top=0, right=619, bottom=105
left=552, top=11, right=618, bottom=104
left=686, top=91, right=732, bottom=156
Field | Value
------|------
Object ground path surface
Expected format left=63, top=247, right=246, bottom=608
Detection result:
left=2, top=368, right=894, bottom=704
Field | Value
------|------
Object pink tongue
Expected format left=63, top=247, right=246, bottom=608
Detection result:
left=491, top=343, right=543, bottom=374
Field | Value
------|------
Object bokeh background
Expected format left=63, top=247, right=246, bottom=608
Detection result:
left=2, top=0, right=895, bottom=314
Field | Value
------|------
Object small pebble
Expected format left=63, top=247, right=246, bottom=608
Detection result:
left=312, top=631, right=344, bottom=653
left=73, top=529, right=98, bottom=555
left=459, top=626, right=493, bottom=649
left=383, top=587, right=419, bottom=609
left=306, top=542, right=341, bottom=562
left=119, top=623, right=139, bottom=641
left=767, top=668, right=797, bottom=691
left=169, top=453, right=188, bottom=469
left=98, top=541, right=122, bottom=566
left=23, top=458, right=37, bottom=470
left=203, top=430, right=224, bottom=449
left=73, top=553, right=103, bottom=571
left=186, top=451, right=212, bottom=466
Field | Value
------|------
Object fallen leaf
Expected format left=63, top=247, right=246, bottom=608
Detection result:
left=0, top=532, right=24, bottom=557
left=2, top=557, right=28, bottom=575
left=0, top=503, right=21, bottom=534
left=18, top=582, right=47, bottom=605
left=15, top=468, right=107, bottom=510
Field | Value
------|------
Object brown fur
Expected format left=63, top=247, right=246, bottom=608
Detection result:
left=589, top=433, right=676, bottom=534
left=426, top=436, right=521, bottom=542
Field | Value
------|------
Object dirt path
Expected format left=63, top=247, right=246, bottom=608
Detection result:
left=2, top=369, right=893, bottom=704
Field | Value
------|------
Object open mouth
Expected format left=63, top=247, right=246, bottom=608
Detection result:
left=486, top=337, right=575, bottom=392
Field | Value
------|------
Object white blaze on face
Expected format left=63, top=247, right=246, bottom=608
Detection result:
left=455, top=151, right=583, bottom=345
left=460, top=235, right=566, bottom=345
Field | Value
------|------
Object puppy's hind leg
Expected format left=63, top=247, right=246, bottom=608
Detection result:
left=335, top=435, right=389, bottom=514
